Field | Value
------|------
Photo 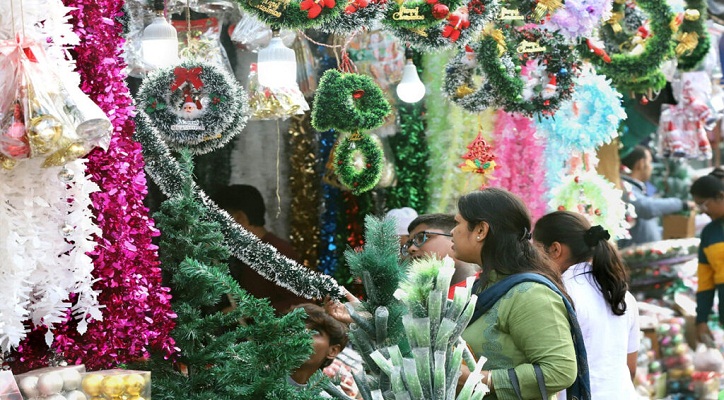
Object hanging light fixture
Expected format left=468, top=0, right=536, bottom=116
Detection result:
left=396, top=47, right=425, bottom=103
left=257, top=30, right=297, bottom=88
left=142, top=0, right=180, bottom=69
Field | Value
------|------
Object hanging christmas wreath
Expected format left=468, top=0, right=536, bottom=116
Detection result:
left=311, top=69, right=391, bottom=133
left=549, top=173, right=630, bottom=240
left=136, top=61, right=248, bottom=155
left=480, top=26, right=578, bottom=117
left=320, top=0, right=388, bottom=34
left=674, top=0, right=710, bottom=71
left=578, top=0, right=674, bottom=94
left=233, top=0, right=345, bottom=29
left=386, top=0, right=498, bottom=52
left=442, top=43, right=494, bottom=112
left=333, top=132, right=384, bottom=195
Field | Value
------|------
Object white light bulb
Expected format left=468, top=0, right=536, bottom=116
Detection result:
left=141, top=16, right=180, bottom=69
left=258, top=36, right=297, bottom=88
left=396, top=59, right=425, bottom=103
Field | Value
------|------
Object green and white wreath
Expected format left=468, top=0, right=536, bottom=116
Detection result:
left=319, top=0, right=389, bottom=34
left=443, top=42, right=494, bottom=112
left=333, top=132, right=384, bottom=195
left=136, top=61, right=248, bottom=155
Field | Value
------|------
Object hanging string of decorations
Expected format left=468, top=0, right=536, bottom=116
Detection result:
left=577, top=0, right=674, bottom=96
left=319, top=0, right=389, bottom=34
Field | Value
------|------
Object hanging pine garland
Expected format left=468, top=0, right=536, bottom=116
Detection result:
left=233, top=0, right=345, bottom=29
left=136, top=61, right=248, bottom=155
left=578, top=0, right=674, bottom=94
left=674, top=0, right=710, bottom=71
left=311, top=69, right=391, bottom=133
left=333, top=132, right=384, bottom=195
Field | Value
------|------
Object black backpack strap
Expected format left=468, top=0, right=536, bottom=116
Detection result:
left=534, top=364, right=548, bottom=399
left=508, top=368, right=523, bottom=400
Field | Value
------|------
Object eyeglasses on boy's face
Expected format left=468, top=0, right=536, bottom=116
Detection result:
left=400, top=231, right=452, bottom=256
left=696, top=198, right=713, bottom=212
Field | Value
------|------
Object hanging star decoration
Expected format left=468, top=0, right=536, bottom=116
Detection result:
left=459, top=132, right=496, bottom=187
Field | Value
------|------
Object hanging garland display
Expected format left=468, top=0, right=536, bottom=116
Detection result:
left=136, top=61, right=248, bottom=155
left=134, top=112, right=344, bottom=301
left=333, top=132, right=384, bottom=195
left=549, top=172, right=630, bottom=240
left=673, top=0, right=710, bottom=71
left=579, top=0, right=674, bottom=95
left=479, top=26, right=578, bottom=117
left=385, top=0, right=498, bottom=52
left=233, top=0, right=345, bottom=29
left=320, top=0, right=389, bottom=34
left=311, top=69, right=391, bottom=133
left=443, top=43, right=494, bottom=112
left=541, top=0, right=613, bottom=43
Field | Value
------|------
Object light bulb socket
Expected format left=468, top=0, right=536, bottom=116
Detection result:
left=404, top=46, right=415, bottom=60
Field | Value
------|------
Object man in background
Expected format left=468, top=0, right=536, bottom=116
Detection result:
left=212, top=184, right=305, bottom=314
left=619, top=145, right=695, bottom=246
left=404, top=214, right=479, bottom=298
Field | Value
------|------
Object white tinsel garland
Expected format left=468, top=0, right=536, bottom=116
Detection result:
left=0, top=159, right=102, bottom=351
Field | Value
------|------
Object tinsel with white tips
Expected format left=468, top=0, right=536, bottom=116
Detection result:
left=0, top=159, right=102, bottom=351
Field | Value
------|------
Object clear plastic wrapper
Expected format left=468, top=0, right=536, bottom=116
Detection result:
left=0, top=371, right=21, bottom=400
left=80, top=369, right=151, bottom=400
left=15, top=365, right=87, bottom=400
left=247, top=63, right=309, bottom=120
left=229, top=12, right=296, bottom=52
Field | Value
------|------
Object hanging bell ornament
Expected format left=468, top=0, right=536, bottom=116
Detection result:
left=58, top=167, right=75, bottom=183
left=61, top=85, right=112, bottom=148
left=60, top=223, right=74, bottom=237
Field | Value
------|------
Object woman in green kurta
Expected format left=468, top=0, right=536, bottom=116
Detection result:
left=450, top=188, right=583, bottom=400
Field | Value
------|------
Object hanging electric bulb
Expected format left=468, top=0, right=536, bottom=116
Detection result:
left=396, top=47, right=425, bottom=103
left=257, top=30, right=297, bottom=88
left=142, top=0, right=180, bottom=69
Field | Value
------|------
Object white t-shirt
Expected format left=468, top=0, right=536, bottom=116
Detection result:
left=558, top=262, right=640, bottom=400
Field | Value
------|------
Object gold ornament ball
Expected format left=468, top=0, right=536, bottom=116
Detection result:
left=28, top=115, right=63, bottom=154
left=101, top=375, right=126, bottom=397
left=684, top=9, right=700, bottom=21
left=81, top=374, right=104, bottom=396
left=123, top=374, right=146, bottom=396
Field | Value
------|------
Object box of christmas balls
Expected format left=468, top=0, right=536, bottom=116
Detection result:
left=14, top=364, right=86, bottom=399
left=80, top=369, right=150, bottom=400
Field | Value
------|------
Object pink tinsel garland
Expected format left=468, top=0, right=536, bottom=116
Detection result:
left=11, top=0, right=176, bottom=371
left=489, top=110, right=548, bottom=221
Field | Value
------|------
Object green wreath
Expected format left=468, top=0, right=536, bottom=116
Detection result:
left=136, top=61, right=248, bottom=155
left=480, top=26, right=577, bottom=118
left=311, top=69, right=392, bottom=133
left=442, top=42, right=494, bottom=112
left=578, top=0, right=674, bottom=94
left=233, top=0, right=344, bottom=30
left=675, top=0, right=710, bottom=71
left=320, top=0, right=388, bottom=34
left=383, top=0, right=464, bottom=31
left=387, top=0, right=497, bottom=52
left=333, top=133, right=384, bottom=195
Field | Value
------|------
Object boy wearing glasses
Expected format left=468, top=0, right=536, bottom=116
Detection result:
left=404, top=214, right=479, bottom=299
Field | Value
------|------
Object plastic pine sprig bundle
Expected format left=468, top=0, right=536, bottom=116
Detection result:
left=354, top=256, right=489, bottom=399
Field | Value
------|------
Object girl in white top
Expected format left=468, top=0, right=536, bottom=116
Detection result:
left=534, top=211, right=639, bottom=399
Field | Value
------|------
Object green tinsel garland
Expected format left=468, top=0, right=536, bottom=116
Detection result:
left=233, top=0, right=344, bottom=29
left=319, top=1, right=389, bottom=34
left=383, top=0, right=465, bottom=30
left=676, top=0, right=710, bottom=71
left=387, top=79, right=430, bottom=212
left=134, top=111, right=344, bottom=300
left=311, top=69, right=392, bottom=133
left=480, top=27, right=578, bottom=118
left=136, top=61, right=248, bottom=155
left=386, top=0, right=499, bottom=52
left=334, top=133, right=384, bottom=195
left=579, top=0, right=674, bottom=94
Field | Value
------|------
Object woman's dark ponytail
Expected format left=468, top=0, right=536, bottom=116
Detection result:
left=534, top=211, right=629, bottom=316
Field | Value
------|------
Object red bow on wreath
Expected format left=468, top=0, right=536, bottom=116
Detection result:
left=170, top=67, right=204, bottom=91
left=300, top=0, right=336, bottom=19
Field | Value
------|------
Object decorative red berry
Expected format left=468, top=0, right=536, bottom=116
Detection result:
left=557, top=205, right=565, bottom=211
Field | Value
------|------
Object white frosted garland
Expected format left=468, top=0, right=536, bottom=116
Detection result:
left=0, top=159, right=102, bottom=351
